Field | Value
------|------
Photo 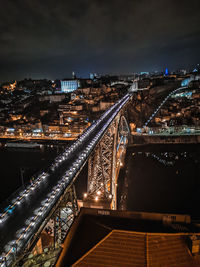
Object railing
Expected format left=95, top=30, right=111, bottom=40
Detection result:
left=0, top=93, right=132, bottom=267
left=143, top=86, right=187, bottom=128
left=140, top=125, right=200, bottom=136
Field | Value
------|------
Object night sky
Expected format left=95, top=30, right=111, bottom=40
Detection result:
left=0, top=0, right=200, bottom=82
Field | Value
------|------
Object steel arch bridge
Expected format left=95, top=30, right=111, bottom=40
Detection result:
left=0, top=93, right=132, bottom=267
left=87, top=113, right=130, bottom=210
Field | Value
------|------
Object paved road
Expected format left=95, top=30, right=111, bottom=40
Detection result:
left=143, top=86, right=187, bottom=128
left=0, top=93, right=131, bottom=266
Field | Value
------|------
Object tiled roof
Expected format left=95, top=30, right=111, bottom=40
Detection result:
left=55, top=208, right=200, bottom=267
left=73, top=230, right=200, bottom=267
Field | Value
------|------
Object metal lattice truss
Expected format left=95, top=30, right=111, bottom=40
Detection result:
left=28, top=185, right=77, bottom=252
left=15, top=185, right=78, bottom=266
left=53, top=184, right=78, bottom=245
left=88, top=121, right=116, bottom=198
left=118, top=115, right=130, bottom=138
left=87, top=113, right=130, bottom=209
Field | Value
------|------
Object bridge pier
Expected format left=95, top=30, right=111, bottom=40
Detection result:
left=14, top=185, right=78, bottom=266
left=83, top=112, right=130, bottom=210
left=5, top=94, right=132, bottom=267
left=51, top=184, right=78, bottom=247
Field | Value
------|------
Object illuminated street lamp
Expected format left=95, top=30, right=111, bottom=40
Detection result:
left=97, top=191, right=101, bottom=196
left=1, top=254, right=7, bottom=267
left=12, top=242, right=18, bottom=260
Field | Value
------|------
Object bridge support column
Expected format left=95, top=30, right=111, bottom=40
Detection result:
left=53, top=184, right=78, bottom=246
left=84, top=124, right=115, bottom=209
left=17, top=185, right=78, bottom=267
left=84, top=112, right=130, bottom=210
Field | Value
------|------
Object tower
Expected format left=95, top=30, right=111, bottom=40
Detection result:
left=59, top=112, right=64, bottom=125
left=72, top=71, right=76, bottom=79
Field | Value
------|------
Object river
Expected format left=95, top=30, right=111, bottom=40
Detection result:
left=0, top=143, right=199, bottom=220
left=0, top=145, right=62, bottom=204
left=118, top=144, right=200, bottom=220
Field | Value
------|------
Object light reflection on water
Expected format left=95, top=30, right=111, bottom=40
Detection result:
left=118, top=146, right=200, bottom=219
left=0, top=145, right=62, bottom=204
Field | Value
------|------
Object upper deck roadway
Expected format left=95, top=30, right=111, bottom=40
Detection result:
left=0, top=93, right=131, bottom=266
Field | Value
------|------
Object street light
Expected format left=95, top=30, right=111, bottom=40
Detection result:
left=0, top=252, right=7, bottom=267
left=12, top=242, right=18, bottom=261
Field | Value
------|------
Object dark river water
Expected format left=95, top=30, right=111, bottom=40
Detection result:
left=0, top=145, right=62, bottom=203
left=118, top=144, right=200, bottom=220
left=0, top=143, right=200, bottom=220
left=0, top=143, right=88, bottom=206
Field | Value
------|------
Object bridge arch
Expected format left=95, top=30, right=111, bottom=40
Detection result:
left=86, top=112, right=130, bottom=209
left=0, top=93, right=132, bottom=266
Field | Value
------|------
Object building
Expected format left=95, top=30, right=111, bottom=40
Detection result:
left=2, top=81, right=17, bottom=91
left=39, top=94, right=66, bottom=102
left=56, top=208, right=200, bottom=267
left=181, top=75, right=200, bottom=87
left=61, top=80, right=80, bottom=93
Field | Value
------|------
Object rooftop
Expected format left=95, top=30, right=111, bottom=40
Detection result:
left=56, top=208, right=200, bottom=267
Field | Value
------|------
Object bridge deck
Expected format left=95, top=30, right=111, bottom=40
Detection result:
left=0, top=93, right=131, bottom=266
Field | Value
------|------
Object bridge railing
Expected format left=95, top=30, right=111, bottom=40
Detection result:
left=0, top=93, right=132, bottom=267
left=141, top=125, right=200, bottom=135
left=144, top=86, right=187, bottom=128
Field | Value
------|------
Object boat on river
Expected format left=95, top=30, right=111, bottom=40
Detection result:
left=4, top=141, right=43, bottom=149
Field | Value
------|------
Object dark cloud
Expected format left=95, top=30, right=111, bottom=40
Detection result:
left=0, top=0, right=200, bottom=81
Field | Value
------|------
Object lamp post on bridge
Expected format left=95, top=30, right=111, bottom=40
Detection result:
left=1, top=253, right=7, bottom=267
left=12, top=242, right=18, bottom=262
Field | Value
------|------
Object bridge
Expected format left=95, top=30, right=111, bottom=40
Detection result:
left=130, top=86, right=200, bottom=145
left=0, top=93, right=131, bottom=266
left=1, top=84, right=199, bottom=266
left=110, top=81, right=129, bottom=86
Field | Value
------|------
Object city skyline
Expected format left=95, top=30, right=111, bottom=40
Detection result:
left=0, top=0, right=200, bottom=82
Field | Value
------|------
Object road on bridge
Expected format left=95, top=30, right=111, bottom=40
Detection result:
left=0, top=93, right=131, bottom=266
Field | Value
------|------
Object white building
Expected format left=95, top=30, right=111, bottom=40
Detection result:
left=61, top=80, right=80, bottom=93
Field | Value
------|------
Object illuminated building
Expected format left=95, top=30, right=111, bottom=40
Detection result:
left=181, top=75, right=200, bottom=87
left=165, top=68, right=169, bottom=75
left=61, top=80, right=80, bottom=93
left=2, top=80, right=17, bottom=91
left=140, top=71, right=149, bottom=76
left=89, top=73, right=98, bottom=80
